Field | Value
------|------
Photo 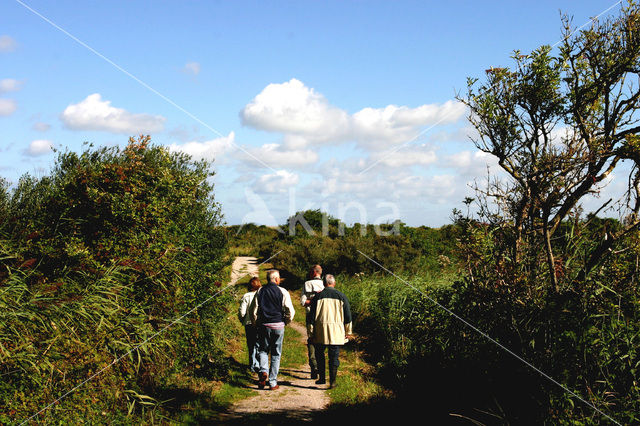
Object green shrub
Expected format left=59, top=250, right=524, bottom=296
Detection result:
left=341, top=220, right=640, bottom=424
left=0, top=136, right=230, bottom=423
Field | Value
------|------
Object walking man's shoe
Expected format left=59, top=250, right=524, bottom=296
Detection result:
left=269, top=384, right=280, bottom=390
left=258, top=371, right=268, bottom=389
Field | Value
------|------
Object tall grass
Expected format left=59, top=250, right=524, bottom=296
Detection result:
left=0, top=137, right=231, bottom=423
left=337, top=259, right=640, bottom=424
left=0, top=243, right=177, bottom=421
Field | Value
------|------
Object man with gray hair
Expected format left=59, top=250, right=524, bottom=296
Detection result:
left=250, top=269, right=295, bottom=390
left=308, top=274, right=352, bottom=388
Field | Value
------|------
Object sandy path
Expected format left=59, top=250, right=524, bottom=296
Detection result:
left=229, top=256, right=259, bottom=285
left=228, top=320, right=330, bottom=422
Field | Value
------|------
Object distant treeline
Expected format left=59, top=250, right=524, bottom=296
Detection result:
left=227, top=210, right=463, bottom=288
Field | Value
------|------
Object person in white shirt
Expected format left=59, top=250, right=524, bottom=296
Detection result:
left=238, top=276, right=261, bottom=373
left=300, top=264, right=324, bottom=379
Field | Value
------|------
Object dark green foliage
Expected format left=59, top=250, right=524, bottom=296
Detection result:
left=401, top=224, right=461, bottom=271
left=338, top=212, right=640, bottom=424
left=0, top=136, right=229, bottom=422
left=229, top=210, right=461, bottom=289
left=226, top=223, right=282, bottom=257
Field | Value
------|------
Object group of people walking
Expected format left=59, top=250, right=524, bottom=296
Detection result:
left=237, top=265, right=352, bottom=390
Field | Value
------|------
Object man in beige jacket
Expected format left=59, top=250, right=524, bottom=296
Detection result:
left=308, top=274, right=352, bottom=388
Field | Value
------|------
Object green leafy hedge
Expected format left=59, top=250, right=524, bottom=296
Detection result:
left=340, top=220, right=640, bottom=424
left=0, top=137, right=230, bottom=423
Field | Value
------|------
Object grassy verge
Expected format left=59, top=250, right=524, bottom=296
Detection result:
left=282, top=296, right=308, bottom=369
left=288, top=287, right=389, bottom=410
left=156, top=261, right=281, bottom=423
left=156, top=312, right=257, bottom=424
left=326, top=340, right=389, bottom=405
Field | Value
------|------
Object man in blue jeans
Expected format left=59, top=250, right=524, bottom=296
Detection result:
left=250, top=269, right=295, bottom=390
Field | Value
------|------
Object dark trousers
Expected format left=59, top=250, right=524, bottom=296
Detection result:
left=313, top=344, right=340, bottom=378
left=244, top=325, right=259, bottom=372
left=305, top=323, right=317, bottom=372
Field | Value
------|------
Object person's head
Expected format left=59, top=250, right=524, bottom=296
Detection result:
left=308, top=264, right=322, bottom=279
left=324, top=274, right=336, bottom=287
left=266, top=269, right=280, bottom=285
left=248, top=276, right=261, bottom=292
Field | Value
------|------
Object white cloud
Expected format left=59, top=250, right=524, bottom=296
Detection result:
left=239, top=188, right=282, bottom=227
left=446, top=150, right=499, bottom=177
left=168, top=132, right=235, bottom=162
left=282, top=134, right=310, bottom=149
left=0, top=35, right=17, bottom=53
left=171, top=134, right=318, bottom=171
left=396, top=174, right=457, bottom=200
left=427, top=124, right=477, bottom=143
left=321, top=170, right=454, bottom=201
left=312, top=158, right=392, bottom=198
left=32, top=122, right=51, bottom=132
left=549, top=126, right=578, bottom=149
left=26, top=139, right=54, bottom=156
left=350, top=101, right=466, bottom=149
left=240, top=78, right=466, bottom=150
left=0, top=79, right=23, bottom=117
left=0, top=79, right=22, bottom=94
left=306, top=155, right=467, bottom=207
left=241, top=78, right=349, bottom=142
left=0, top=98, right=17, bottom=116
left=446, top=150, right=474, bottom=169
left=183, top=62, right=201, bottom=75
left=60, top=93, right=166, bottom=134
left=255, top=170, right=300, bottom=193
left=369, top=145, right=437, bottom=168
left=243, top=143, right=318, bottom=168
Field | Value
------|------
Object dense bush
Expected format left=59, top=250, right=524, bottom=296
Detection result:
left=341, top=217, right=640, bottom=424
left=0, top=137, right=230, bottom=423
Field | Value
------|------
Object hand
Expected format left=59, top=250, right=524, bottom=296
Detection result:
left=304, top=300, right=311, bottom=307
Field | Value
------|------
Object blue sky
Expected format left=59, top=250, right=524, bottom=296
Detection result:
left=0, top=0, right=626, bottom=226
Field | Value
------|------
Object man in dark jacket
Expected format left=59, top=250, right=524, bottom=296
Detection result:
left=250, top=269, right=295, bottom=390
left=309, top=274, right=352, bottom=388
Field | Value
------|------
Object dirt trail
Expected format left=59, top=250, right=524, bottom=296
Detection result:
left=228, top=320, right=330, bottom=422
left=224, top=256, right=330, bottom=422
left=229, top=256, right=259, bottom=285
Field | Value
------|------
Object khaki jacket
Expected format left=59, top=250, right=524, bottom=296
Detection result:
left=309, top=287, right=352, bottom=345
